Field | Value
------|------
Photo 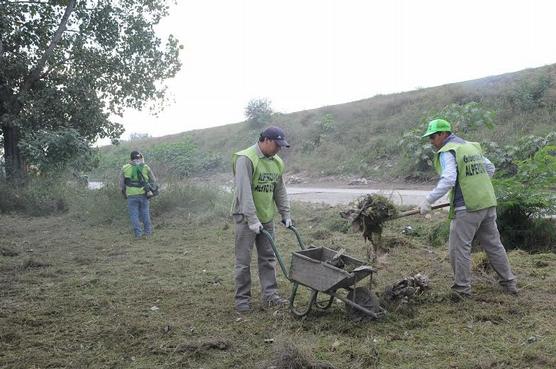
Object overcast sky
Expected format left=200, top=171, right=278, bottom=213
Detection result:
left=111, top=0, right=556, bottom=142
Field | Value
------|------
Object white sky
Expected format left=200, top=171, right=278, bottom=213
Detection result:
left=111, top=0, right=556, bottom=141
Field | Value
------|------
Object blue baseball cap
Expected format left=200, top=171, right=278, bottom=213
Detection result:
left=130, top=150, right=143, bottom=160
left=261, top=126, right=290, bottom=147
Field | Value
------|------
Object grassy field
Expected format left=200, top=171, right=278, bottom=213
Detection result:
left=1, top=197, right=555, bottom=369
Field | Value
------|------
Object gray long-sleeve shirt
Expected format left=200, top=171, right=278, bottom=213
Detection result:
left=232, top=144, right=290, bottom=225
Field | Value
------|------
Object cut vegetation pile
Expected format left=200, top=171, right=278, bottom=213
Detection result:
left=340, top=194, right=398, bottom=242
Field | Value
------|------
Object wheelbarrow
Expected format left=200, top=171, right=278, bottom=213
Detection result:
left=261, top=226, right=385, bottom=321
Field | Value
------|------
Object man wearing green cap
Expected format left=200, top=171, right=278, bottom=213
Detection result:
left=420, top=119, right=517, bottom=299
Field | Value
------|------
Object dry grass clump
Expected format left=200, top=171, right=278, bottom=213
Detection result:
left=260, top=341, right=337, bottom=369
left=472, top=252, right=492, bottom=274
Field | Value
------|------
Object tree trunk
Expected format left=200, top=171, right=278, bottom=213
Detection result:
left=1, top=124, right=25, bottom=180
left=0, top=0, right=76, bottom=181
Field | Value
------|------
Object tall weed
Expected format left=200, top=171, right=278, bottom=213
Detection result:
left=0, top=178, right=72, bottom=216
left=150, top=180, right=232, bottom=223
left=0, top=177, right=232, bottom=227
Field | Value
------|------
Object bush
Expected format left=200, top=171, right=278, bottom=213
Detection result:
left=493, top=142, right=556, bottom=252
left=498, top=216, right=556, bottom=253
left=398, top=101, right=496, bottom=177
left=145, top=139, right=223, bottom=178
left=510, top=74, right=551, bottom=112
left=0, top=178, right=72, bottom=216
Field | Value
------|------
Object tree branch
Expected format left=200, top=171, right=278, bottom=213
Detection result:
left=21, top=0, right=77, bottom=92
left=4, top=1, right=50, bottom=4
left=40, top=55, right=74, bottom=79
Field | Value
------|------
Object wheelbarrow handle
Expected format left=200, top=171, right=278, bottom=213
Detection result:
left=285, top=225, right=306, bottom=250
left=260, top=224, right=308, bottom=281
left=394, top=202, right=450, bottom=219
left=260, top=228, right=290, bottom=280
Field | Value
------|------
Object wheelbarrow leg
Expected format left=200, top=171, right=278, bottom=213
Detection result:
left=289, top=283, right=318, bottom=317
left=328, top=290, right=381, bottom=320
left=315, top=294, right=335, bottom=310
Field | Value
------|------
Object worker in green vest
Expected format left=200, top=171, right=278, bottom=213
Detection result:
left=419, top=119, right=517, bottom=300
left=231, top=126, right=292, bottom=313
left=119, top=150, right=157, bottom=239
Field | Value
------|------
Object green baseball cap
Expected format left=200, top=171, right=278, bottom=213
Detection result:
left=422, top=119, right=452, bottom=137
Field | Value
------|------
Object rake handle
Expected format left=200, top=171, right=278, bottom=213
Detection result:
left=394, top=202, right=450, bottom=219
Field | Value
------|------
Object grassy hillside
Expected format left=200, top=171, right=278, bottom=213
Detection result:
left=93, top=64, right=556, bottom=181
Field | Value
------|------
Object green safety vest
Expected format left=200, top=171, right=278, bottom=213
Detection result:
left=122, top=163, right=152, bottom=196
left=232, top=145, right=285, bottom=223
left=434, top=141, right=497, bottom=219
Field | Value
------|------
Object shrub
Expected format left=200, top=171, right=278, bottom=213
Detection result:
left=510, top=73, right=551, bottom=112
left=493, top=143, right=556, bottom=252
left=0, top=178, right=72, bottom=216
left=398, top=101, right=496, bottom=177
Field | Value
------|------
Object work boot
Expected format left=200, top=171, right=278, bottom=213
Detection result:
left=502, top=284, right=519, bottom=295
left=263, top=294, right=288, bottom=307
left=235, top=303, right=252, bottom=314
left=450, top=290, right=472, bottom=303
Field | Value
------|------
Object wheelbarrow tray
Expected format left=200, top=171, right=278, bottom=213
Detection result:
left=289, top=246, right=374, bottom=292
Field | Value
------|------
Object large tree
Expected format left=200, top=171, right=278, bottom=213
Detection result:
left=0, top=0, right=181, bottom=179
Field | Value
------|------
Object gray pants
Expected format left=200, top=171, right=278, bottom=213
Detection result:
left=234, top=221, right=278, bottom=308
left=449, top=207, right=516, bottom=294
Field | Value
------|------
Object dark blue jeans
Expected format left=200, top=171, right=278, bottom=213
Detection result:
left=127, top=195, right=152, bottom=238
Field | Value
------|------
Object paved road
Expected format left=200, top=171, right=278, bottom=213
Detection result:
left=89, top=180, right=447, bottom=207
left=287, top=185, right=448, bottom=207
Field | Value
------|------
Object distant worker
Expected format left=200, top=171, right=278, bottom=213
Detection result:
left=419, top=119, right=517, bottom=300
left=232, top=126, right=293, bottom=313
left=120, top=150, right=157, bottom=239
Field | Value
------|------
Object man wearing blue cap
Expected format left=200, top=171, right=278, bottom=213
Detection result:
left=231, top=126, right=292, bottom=313
left=420, top=119, right=517, bottom=300
left=120, top=151, right=157, bottom=239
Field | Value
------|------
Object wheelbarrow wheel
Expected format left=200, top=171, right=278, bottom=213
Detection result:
left=345, top=287, right=383, bottom=322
